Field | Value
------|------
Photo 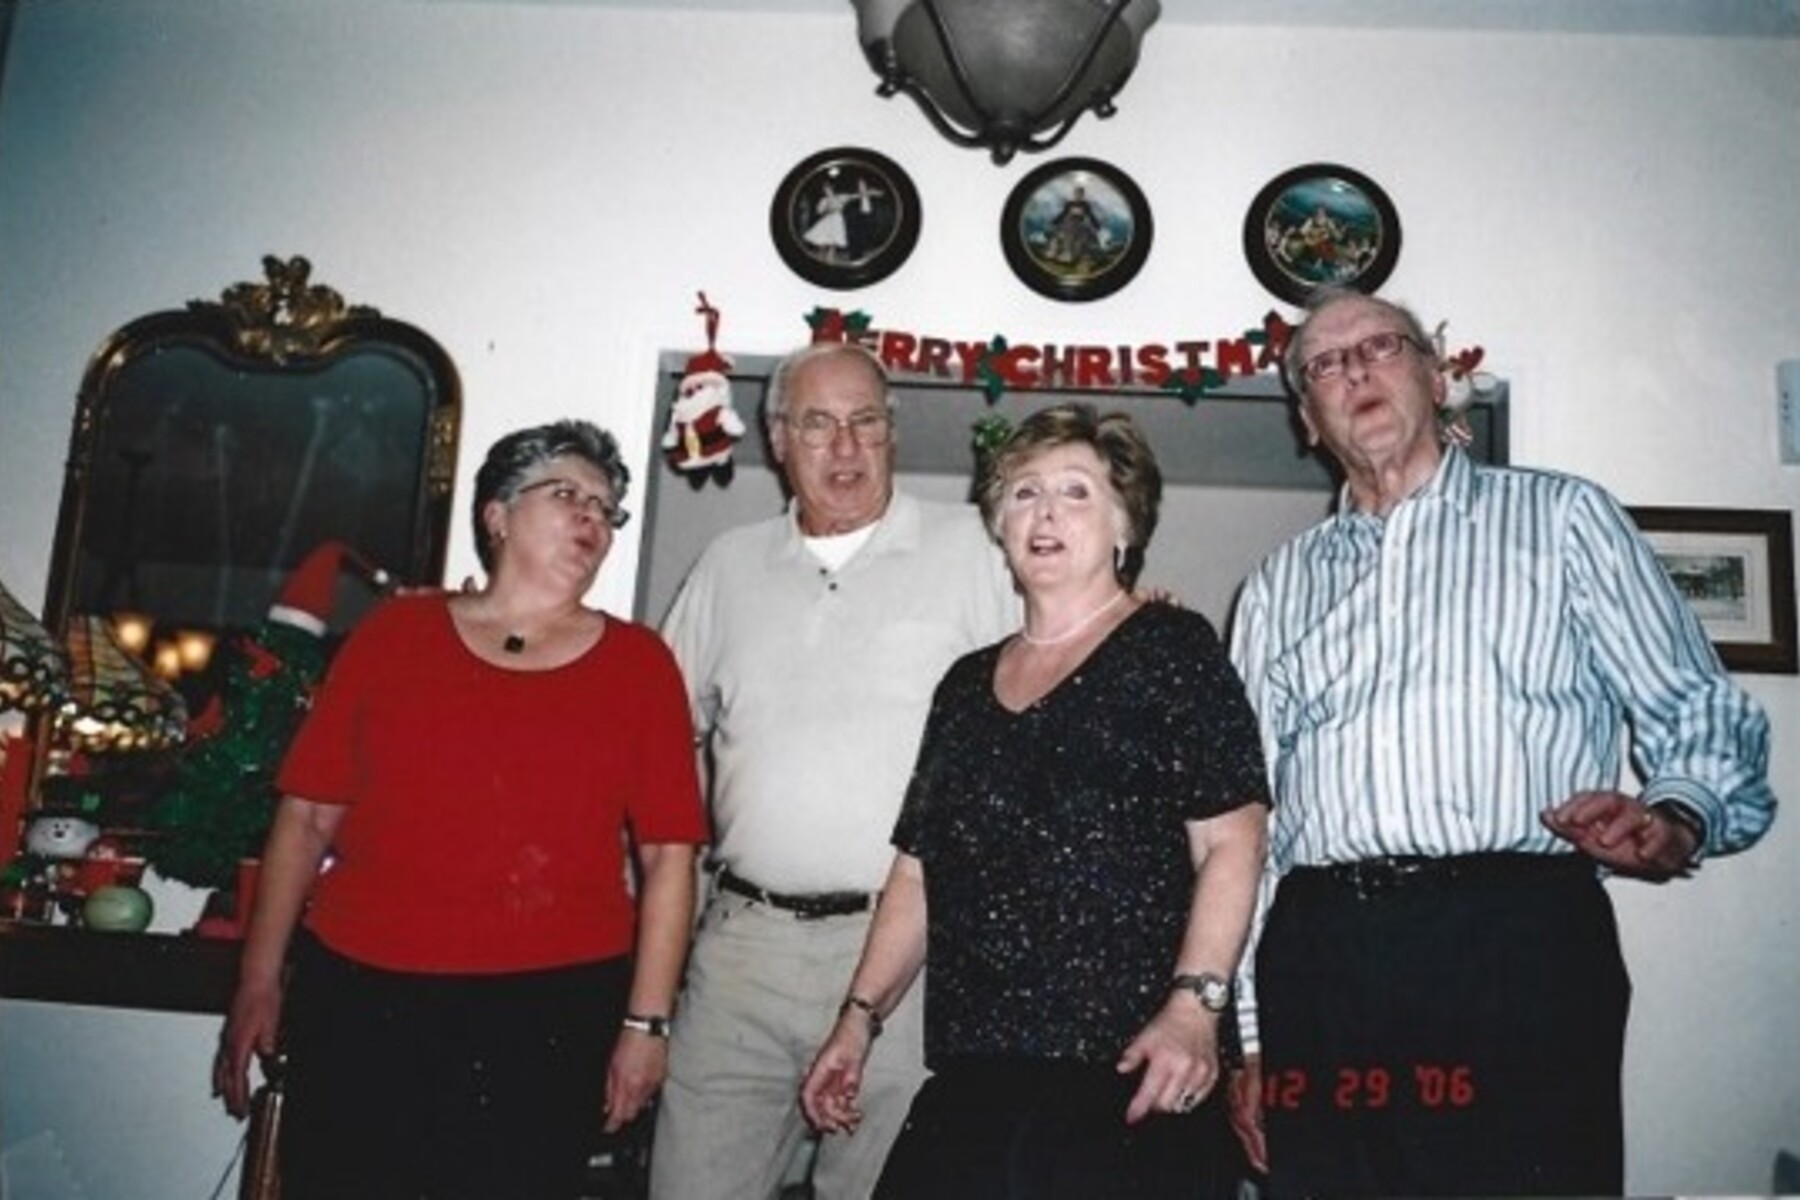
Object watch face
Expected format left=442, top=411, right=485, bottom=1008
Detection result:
left=1176, top=972, right=1232, bottom=1012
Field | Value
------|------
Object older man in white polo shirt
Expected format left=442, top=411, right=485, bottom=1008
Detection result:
left=649, top=341, right=1019, bottom=1200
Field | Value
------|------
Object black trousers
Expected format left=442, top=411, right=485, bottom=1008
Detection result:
left=279, top=934, right=629, bottom=1200
left=875, top=1056, right=1242, bottom=1200
left=1256, top=855, right=1630, bottom=1198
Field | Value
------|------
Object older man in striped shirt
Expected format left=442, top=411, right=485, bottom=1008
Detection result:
left=1227, top=287, right=1774, bottom=1197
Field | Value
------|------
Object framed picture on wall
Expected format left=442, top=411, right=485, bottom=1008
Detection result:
left=1000, top=157, right=1152, bottom=302
left=1242, top=162, right=1401, bottom=305
left=769, top=146, right=921, bottom=290
left=1628, top=506, right=1797, bottom=674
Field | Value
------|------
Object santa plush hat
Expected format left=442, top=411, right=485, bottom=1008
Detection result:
left=678, top=291, right=735, bottom=400
left=267, top=541, right=392, bottom=636
left=682, top=345, right=733, bottom=384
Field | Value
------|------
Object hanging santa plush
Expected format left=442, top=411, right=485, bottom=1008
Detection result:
left=151, top=540, right=390, bottom=923
left=663, top=292, right=746, bottom=477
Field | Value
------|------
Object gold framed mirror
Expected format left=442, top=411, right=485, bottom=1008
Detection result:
left=6, top=257, right=461, bottom=904
left=42, top=256, right=461, bottom=645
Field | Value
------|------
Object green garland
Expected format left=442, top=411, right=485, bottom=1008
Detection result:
left=143, top=620, right=327, bottom=888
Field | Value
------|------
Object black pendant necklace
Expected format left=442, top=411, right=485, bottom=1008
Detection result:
left=502, top=633, right=526, bottom=654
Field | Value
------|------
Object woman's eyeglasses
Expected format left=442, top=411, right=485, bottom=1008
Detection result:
left=516, top=478, right=630, bottom=529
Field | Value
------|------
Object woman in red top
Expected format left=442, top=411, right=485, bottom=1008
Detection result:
left=214, top=419, right=707, bottom=1198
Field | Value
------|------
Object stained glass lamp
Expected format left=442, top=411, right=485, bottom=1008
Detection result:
left=61, top=614, right=187, bottom=753
left=0, top=576, right=71, bottom=718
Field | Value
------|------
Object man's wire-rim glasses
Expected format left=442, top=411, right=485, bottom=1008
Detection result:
left=1300, top=330, right=1431, bottom=386
left=786, top=409, right=893, bottom=449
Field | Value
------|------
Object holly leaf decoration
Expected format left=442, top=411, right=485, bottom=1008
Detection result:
left=978, top=336, right=1010, bottom=404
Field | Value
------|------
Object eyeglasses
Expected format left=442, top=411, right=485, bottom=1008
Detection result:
left=1299, top=330, right=1430, bottom=386
left=785, top=409, right=893, bottom=449
left=516, top=477, right=630, bottom=529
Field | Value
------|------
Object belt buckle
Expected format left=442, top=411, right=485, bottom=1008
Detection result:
left=1345, top=862, right=1381, bottom=901
left=1347, top=857, right=1413, bottom=900
left=794, top=893, right=869, bottom=921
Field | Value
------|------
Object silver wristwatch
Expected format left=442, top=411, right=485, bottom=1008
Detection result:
left=1171, top=971, right=1232, bottom=1013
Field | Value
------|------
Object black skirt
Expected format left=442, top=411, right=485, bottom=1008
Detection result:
left=875, top=1055, right=1243, bottom=1200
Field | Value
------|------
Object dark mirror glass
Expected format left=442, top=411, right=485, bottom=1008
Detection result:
left=45, top=258, right=462, bottom=644
left=71, top=345, right=438, bottom=636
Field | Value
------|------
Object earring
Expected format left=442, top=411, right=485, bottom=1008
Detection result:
left=1113, top=544, right=1127, bottom=576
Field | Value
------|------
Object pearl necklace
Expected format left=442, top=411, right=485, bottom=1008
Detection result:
left=1019, top=590, right=1128, bottom=647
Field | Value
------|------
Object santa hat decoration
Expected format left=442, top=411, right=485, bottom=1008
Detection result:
left=686, top=290, right=733, bottom=378
left=682, top=345, right=734, bottom=382
left=664, top=292, right=747, bottom=475
left=267, top=541, right=392, bottom=636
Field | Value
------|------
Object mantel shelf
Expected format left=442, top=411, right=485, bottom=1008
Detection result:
left=0, top=921, right=239, bottom=1014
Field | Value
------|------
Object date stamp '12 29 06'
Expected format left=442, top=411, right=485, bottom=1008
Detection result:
left=1260, top=1064, right=1478, bottom=1113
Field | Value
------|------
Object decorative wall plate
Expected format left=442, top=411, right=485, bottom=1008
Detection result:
left=1242, top=163, right=1401, bottom=305
left=1000, top=157, right=1152, bottom=302
left=769, top=147, right=921, bottom=290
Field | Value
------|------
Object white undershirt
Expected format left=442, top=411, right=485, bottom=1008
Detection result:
left=803, top=524, right=876, bottom=571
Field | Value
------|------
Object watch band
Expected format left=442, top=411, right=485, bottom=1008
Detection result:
left=839, top=994, right=885, bottom=1039
left=1651, top=800, right=1708, bottom=862
left=1170, top=971, right=1232, bottom=1013
left=621, top=1013, right=671, bottom=1038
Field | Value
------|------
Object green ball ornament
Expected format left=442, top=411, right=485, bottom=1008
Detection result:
left=83, top=884, right=154, bottom=933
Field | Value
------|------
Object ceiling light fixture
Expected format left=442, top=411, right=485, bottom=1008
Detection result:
left=852, top=0, right=1161, bottom=166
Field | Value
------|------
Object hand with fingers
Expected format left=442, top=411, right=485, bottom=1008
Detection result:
left=213, top=979, right=282, bottom=1120
left=1116, top=1000, right=1220, bottom=1125
left=800, top=1006, right=880, bottom=1135
left=1227, top=1060, right=1268, bottom=1174
left=1541, top=789, right=1699, bottom=878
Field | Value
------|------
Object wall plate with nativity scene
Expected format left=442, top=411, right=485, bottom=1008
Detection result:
left=1242, top=162, right=1401, bottom=305
left=1000, top=157, right=1152, bottom=302
left=769, top=147, right=921, bottom=290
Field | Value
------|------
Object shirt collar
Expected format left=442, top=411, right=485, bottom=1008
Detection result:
left=1326, top=445, right=1475, bottom=542
left=1433, top=444, right=1478, bottom=519
left=774, top=489, right=918, bottom=567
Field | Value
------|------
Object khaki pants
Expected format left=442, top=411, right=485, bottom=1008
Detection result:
left=650, top=889, right=927, bottom=1200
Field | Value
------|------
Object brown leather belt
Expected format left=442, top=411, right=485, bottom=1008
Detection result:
left=716, top=867, right=876, bottom=920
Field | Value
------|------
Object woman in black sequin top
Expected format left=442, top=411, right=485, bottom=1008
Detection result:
left=801, top=404, right=1270, bottom=1199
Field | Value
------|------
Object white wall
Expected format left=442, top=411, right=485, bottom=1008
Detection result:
left=0, top=2, right=1795, bottom=1195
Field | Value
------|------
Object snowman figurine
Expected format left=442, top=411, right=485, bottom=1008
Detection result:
left=25, top=812, right=101, bottom=860
left=20, top=812, right=102, bottom=920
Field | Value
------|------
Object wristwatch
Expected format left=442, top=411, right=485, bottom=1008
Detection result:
left=1651, top=799, right=1708, bottom=865
left=621, top=1013, right=672, bottom=1038
left=839, top=994, right=885, bottom=1040
left=1171, top=971, right=1232, bottom=1013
